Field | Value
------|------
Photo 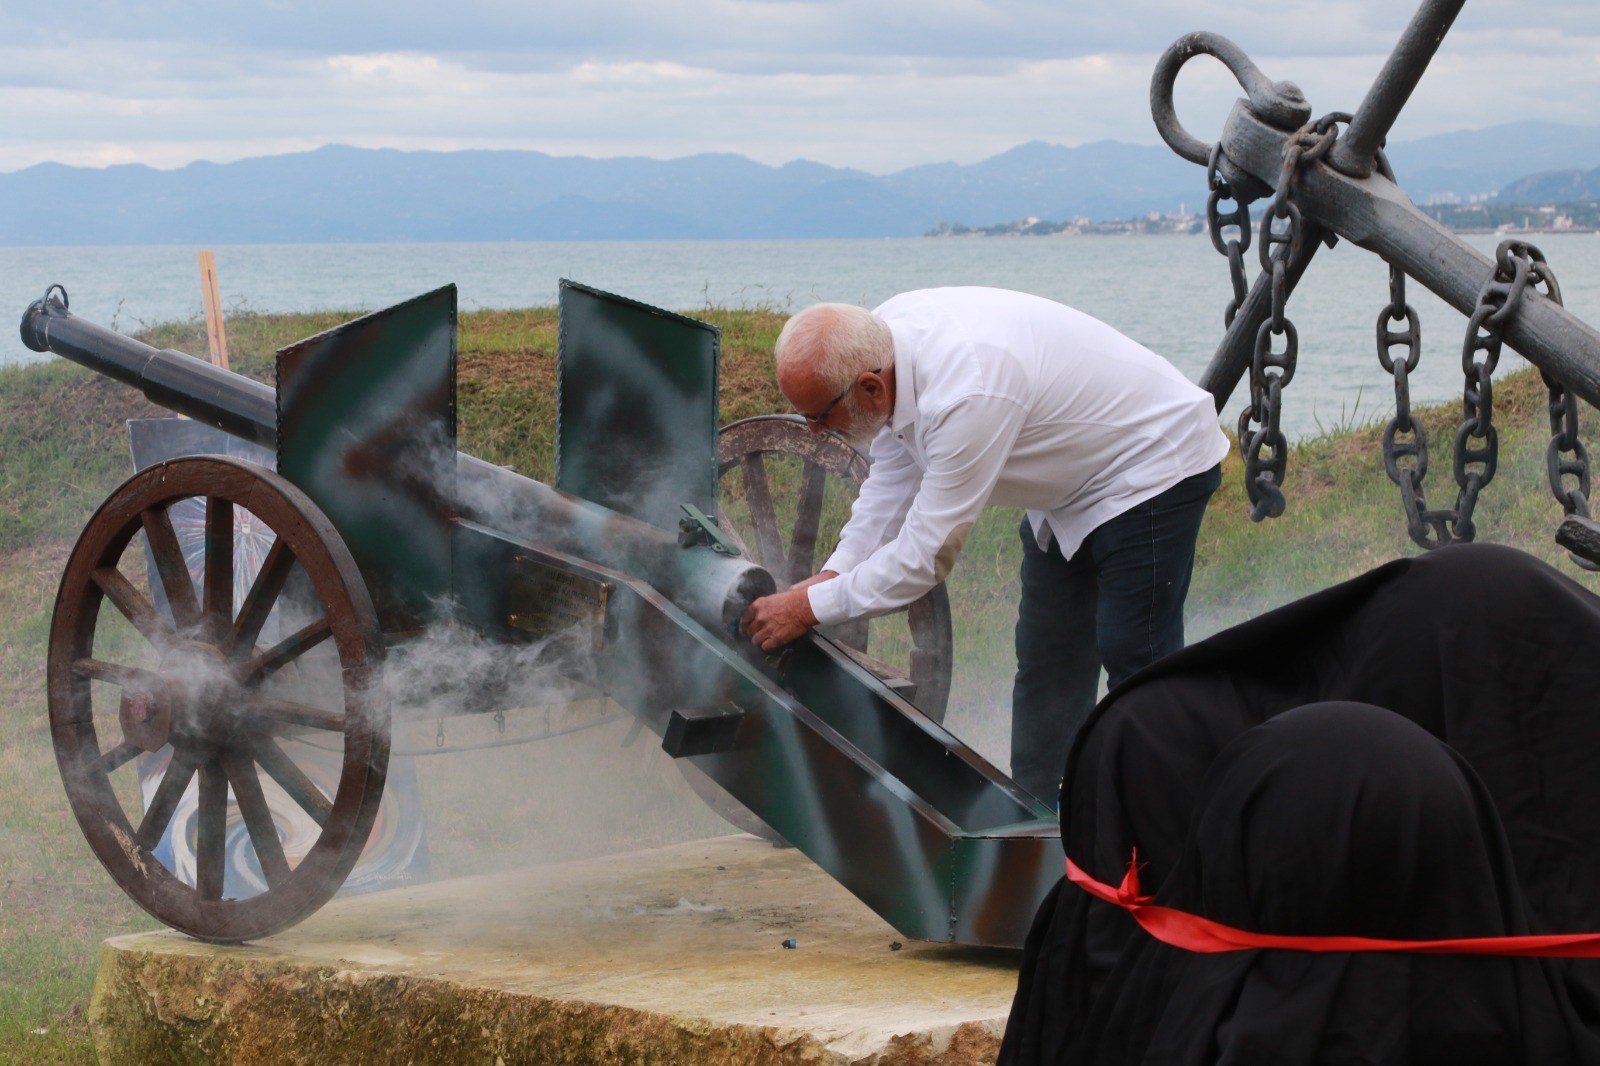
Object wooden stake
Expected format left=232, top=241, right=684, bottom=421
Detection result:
left=198, top=250, right=229, bottom=369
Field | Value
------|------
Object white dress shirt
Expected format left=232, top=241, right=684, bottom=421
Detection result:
left=806, top=287, right=1229, bottom=628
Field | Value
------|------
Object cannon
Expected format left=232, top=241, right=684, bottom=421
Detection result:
left=20, top=280, right=1058, bottom=946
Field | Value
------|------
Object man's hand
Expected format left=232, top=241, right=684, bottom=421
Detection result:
left=741, top=584, right=823, bottom=652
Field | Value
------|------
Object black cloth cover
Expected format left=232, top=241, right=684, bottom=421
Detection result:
left=1000, top=544, right=1600, bottom=1065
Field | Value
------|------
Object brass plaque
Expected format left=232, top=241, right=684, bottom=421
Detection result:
left=508, top=552, right=615, bottom=650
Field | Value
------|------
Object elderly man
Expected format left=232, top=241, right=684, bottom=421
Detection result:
left=740, top=287, right=1229, bottom=802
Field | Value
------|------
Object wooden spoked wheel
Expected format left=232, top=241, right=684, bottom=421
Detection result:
left=48, top=456, right=388, bottom=942
left=716, top=415, right=954, bottom=721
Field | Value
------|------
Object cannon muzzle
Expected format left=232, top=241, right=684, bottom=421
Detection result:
left=22, top=286, right=277, bottom=449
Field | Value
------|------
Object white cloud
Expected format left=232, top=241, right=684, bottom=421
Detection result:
left=0, top=1, right=1595, bottom=173
left=326, top=53, right=447, bottom=82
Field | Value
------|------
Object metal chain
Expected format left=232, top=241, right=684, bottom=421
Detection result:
left=1236, top=113, right=1344, bottom=522
left=1379, top=238, right=1591, bottom=559
left=1376, top=262, right=1448, bottom=546
left=1206, top=143, right=1252, bottom=330
left=1515, top=241, right=1600, bottom=570
left=1447, top=241, right=1536, bottom=542
left=1378, top=238, right=1537, bottom=547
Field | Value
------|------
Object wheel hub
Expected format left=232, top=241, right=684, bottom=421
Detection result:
left=118, top=683, right=173, bottom=752
left=134, top=640, right=244, bottom=749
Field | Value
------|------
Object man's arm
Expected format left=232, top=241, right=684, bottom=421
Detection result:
left=808, top=394, right=1026, bottom=626
left=739, top=430, right=916, bottom=653
left=823, top=430, right=922, bottom=575
left=743, top=395, right=1027, bottom=650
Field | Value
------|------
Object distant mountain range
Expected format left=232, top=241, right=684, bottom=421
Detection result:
left=3, top=121, right=1598, bottom=245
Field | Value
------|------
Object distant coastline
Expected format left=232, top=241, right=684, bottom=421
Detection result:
left=928, top=201, right=1600, bottom=238
left=927, top=214, right=1202, bottom=238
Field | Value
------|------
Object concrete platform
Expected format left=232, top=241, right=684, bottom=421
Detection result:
left=90, top=834, right=1028, bottom=1064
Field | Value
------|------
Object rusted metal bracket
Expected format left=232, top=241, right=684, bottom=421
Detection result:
left=678, top=503, right=743, bottom=557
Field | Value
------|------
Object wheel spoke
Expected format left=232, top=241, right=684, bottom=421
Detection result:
left=786, top=460, right=828, bottom=584
left=195, top=757, right=229, bottom=901
left=99, top=741, right=144, bottom=775
left=90, top=567, right=173, bottom=647
left=72, top=657, right=160, bottom=690
left=141, top=507, right=201, bottom=630
left=239, top=619, right=333, bottom=684
left=247, top=698, right=346, bottom=734
left=136, top=750, right=197, bottom=851
left=222, top=748, right=290, bottom=888
left=739, top=453, right=786, bottom=572
left=251, top=736, right=332, bottom=826
left=225, top=540, right=293, bottom=658
left=202, top=498, right=235, bottom=642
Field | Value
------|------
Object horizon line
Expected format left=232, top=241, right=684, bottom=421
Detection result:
left=7, top=119, right=1599, bottom=179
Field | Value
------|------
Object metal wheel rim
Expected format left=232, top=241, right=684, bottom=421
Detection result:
left=48, top=456, right=389, bottom=941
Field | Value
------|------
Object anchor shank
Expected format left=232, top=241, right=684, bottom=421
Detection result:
left=1330, top=0, right=1465, bottom=178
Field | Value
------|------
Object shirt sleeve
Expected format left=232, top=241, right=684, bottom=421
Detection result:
left=809, top=394, right=1026, bottom=626
left=821, top=428, right=922, bottom=576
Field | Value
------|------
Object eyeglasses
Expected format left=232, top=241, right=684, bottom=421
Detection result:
left=798, top=368, right=882, bottom=426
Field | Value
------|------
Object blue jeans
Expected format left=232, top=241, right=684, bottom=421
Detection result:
left=1009, top=463, right=1221, bottom=803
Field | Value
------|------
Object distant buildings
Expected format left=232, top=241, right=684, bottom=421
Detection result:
left=1421, top=199, right=1599, bottom=233
left=930, top=200, right=1598, bottom=237
left=927, top=209, right=1203, bottom=238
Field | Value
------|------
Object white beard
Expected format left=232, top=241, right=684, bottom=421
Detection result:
left=835, top=404, right=890, bottom=447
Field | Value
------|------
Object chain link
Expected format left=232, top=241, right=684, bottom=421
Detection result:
left=1511, top=241, right=1600, bottom=570
left=1206, top=143, right=1252, bottom=330
left=1378, top=238, right=1551, bottom=549
left=1447, top=245, right=1533, bottom=541
left=1375, top=263, right=1454, bottom=546
left=1235, top=113, right=1345, bottom=522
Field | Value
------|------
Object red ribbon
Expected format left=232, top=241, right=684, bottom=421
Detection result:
left=1066, top=852, right=1600, bottom=957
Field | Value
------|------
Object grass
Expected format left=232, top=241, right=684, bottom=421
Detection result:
left=5, top=304, right=1600, bottom=1061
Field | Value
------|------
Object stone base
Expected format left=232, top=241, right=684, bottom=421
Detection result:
left=91, top=835, right=1026, bottom=1064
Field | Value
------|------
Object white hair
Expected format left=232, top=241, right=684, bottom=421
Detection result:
left=774, top=303, right=894, bottom=392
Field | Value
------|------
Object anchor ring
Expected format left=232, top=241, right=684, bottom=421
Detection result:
left=1150, top=31, right=1312, bottom=167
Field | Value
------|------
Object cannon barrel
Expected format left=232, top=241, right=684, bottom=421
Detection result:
left=454, top=454, right=776, bottom=631
left=20, top=290, right=774, bottom=632
left=22, top=289, right=278, bottom=449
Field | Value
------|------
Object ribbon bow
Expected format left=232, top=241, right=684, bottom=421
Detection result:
left=1066, top=850, right=1600, bottom=957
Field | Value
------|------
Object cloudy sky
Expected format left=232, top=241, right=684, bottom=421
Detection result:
left=1, top=0, right=1595, bottom=175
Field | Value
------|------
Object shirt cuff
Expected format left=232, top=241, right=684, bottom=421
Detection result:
left=807, top=580, right=852, bottom=628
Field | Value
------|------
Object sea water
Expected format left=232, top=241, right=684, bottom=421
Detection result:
left=3, top=232, right=1598, bottom=442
